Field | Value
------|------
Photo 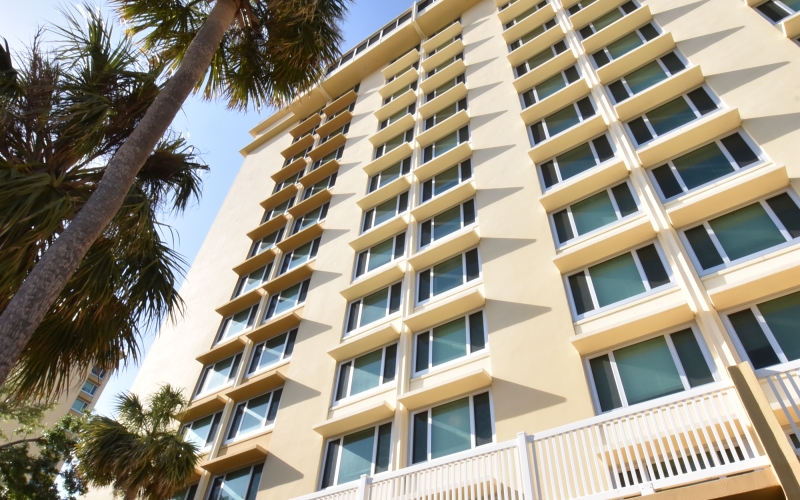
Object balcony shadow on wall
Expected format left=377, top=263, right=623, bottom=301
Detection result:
left=744, top=113, right=800, bottom=144
left=467, top=81, right=503, bottom=101
left=259, top=454, right=305, bottom=489
left=309, top=270, right=343, bottom=290
left=278, top=379, right=322, bottom=410
left=475, top=186, right=524, bottom=209
left=491, top=380, right=567, bottom=420
left=329, top=192, right=355, bottom=209
left=295, top=319, right=333, bottom=344
left=472, top=146, right=517, bottom=167
left=466, top=57, right=498, bottom=75
left=336, top=161, right=360, bottom=176
left=652, top=0, right=709, bottom=26
left=706, top=62, right=789, bottom=95
left=464, top=36, right=493, bottom=53
left=319, top=228, right=350, bottom=244
left=470, top=110, right=508, bottom=131
left=344, top=134, right=368, bottom=145
left=676, top=26, right=744, bottom=58
left=350, top=112, right=373, bottom=126
left=479, top=237, right=536, bottom=264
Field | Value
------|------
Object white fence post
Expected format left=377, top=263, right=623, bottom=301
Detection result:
left=516, top=432, right=536, bottom=500
left=355, top=474, right=370, bottom=500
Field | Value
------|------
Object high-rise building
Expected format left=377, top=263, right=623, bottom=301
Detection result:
left=119, top=0, right=800, bottom=498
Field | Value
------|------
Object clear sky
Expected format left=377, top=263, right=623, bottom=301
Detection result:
left=0, top=0, right=411, bottom=415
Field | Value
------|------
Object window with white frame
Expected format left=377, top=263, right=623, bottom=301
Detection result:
left=283, top=148, right=309, bottom=168
left=368, top=157, right=411, bottom=193
left=505, top=1, right=548, bottom=29
left=345, top=283, right=402, bottom=334
left=417, top=249, right=481, bottom=304
left=681, top=192, right=800, bottom=274
left=226, top=388, right=282, bottom=441
left=626, top=86, right=719, bottom=146
left=292, top=202, right=329, bottom=235
left=427, top=34, right=461, bottom=58
left=551, top=180, right=639, bottom=245
left=261, top=198, right=294, bottom=224
left=334, top=344, right=397, bottom=403
left=233, top=263, right=272, bottom=298
left=514, top=40, right=568, bottom=78
left=383, top=81, right=418, bottom=106
left=320, top=423, right=393, bottom=489
left=591, top=22, right=661, bottom=68
left=292, top=126, right=315, bottom=144
left=279, top=237, right=320, bottom=275
left=216, top=305, right=259, bottom=343
left=568, top=0, right=597, bottom=15
left=648, top=131, right=761, bottom=200
left=248, top=228, right=284, bottom=258
left=414, top=311, right=487, bottom=375
left=328, top=102, right=356, bottom=123
left=207, top=464, right=263, bottom=500
left=91, top=366, right=106, bottom=379
left=411, top=392, right=493, bottom=464
left=529, top=96, right=596, bottom=145
left=263, top=279, right=310, bottom=320
left=422, top=126, right=469, bottom=163
left=171, top=484, right=198, bottom=500
left=181, top=411, right=222, bottom=451
left=578, top=1, right=638, bottom=39
left=567, top=242, right=672, bottom=317
left=420, top=159, right=472, bottom=203
left=302, top=172, right=337, bottom=201
left=361, top=192, right=409, bottom=233
left=386, top=61, right=419, bottom=84
left=607, top=52, right=687, bottom=104
left=354, top=233, right=406, bottom=278
left=248, top=329, right=297, bottom=375
left=509, top=18, right=558, bottom=52
left=419, top=199, right=476, bottom=248
left=754, top=0, right=800, bottom=22
left=71, top=398, right=89, bottom=414
left=725, top=291, right=800, bottom=369
left=520, top=66, right=580, bottom=109
left=320, top=123, right=350, bottom=145
left=380, top=103, right=416, bottom=131
left=538, top=134, right=616, bottom=189
left=81, top=381, right=98, bottom=397
left=424, top=98, right=467, bottom=130
left=273, top=171, right=302, bottom=194
left=426, top=52, right=463, bottom=79
left=588, top=327, right=716, bottom=412
left=194, top=353, right=242, bottom=398
left=425, top=74, right=465, bottom=102
left=375, top=129, right=414, bottom=159
left=311, top=146, right=344, bottom=171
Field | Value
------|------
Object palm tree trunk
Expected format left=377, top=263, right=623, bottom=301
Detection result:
left=0, top=0, right=240, bottom=386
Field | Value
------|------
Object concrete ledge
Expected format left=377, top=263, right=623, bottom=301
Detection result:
left=312, top=400, right=395, bottom=438
left=329, top=321, right=401, bottom=361
left=299, top=159, right=340, bottom=188
left=405, top=286, right=485, bottom=332
left=379, top=68, right=419, bottom=99
left=375, top=89, right=417, bottom=122
left=272, top=157, right=309, bottom=184
left=225, top=366, right=287, bottom=402
left=381, top=49, right=420, bottom=80
left=183, top=393, right=229, bottom=422
left=349, top=214, right=410, bottom=252
left=276, top=222, right=324, bottom=253
left=356, top=175, right=412, bottom=210
left=417, top=111, right=470, bottom=149
left=421, top=39, right=465, bottom=73
left=232, top=247, right=278, bottom=277
left=216, top=288, right=265, bottom=319
left=520, top=78, right=591, bottom=125
left=421, top=60, right=467, bottom=94
left=529, top=114, right=608, bottom=164
left=263, top=262, right=314, bottom=296
left=247, top=214, right=290, bottom=242
left=570, top=0, right=627, bottom=31
left=498, top=0, right=544, bottom=24
left=399, top=368, right=492, bottom=410
left=288, top=114, right=320, bottom=139
left=538, top=158, right=628, bottom=212
left=196, top=336, right=248, bottom=366
left=280, top=134, right=314, bottom=160
left=260, top=184, right=299, bottom=210
left=323, top=90, right=358, bottom=117
left=308, top=133, right=347, bottom=162
left=409, top=227, right=480, bottom=271
left=422, top=22, right=462, bottom=54
left=363, top=143, right=413, bottom=177
left=340, top=263, right=406, bottom=302
left=419, top=83, right=468, bottom=118
left=246, top=307, right=303, bottom=344
left=201, top=444, right=268, bottom=474
left=782, top=11, right=800, bottom=39
left=615, top=65, right=704, bottom=122
left=513, top=49, right=577, bottom=93
left=507, top=25, right=564, bottom=68
left=369, top=114, right=416, bottom=147
left=316, top=112, right=352, bottom=139
left=411, top=181, right=476, bottom=222
left=502, top=3, right=557, bottom=44
left=582, top=6, right=652, bottom=54
left=288, top=189, right=331, bottom=219
left=414, top=142, right=472, bottom=180
left=596, top=32, right=675, bottom=84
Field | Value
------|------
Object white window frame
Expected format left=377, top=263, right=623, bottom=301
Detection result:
left=361, top=192, right=409, bottom=234
left=71, top=398, right=89, bottom=414
left=368, top=157, right=412, bottom=194
left=528, top=95, right=597, bottom=145
left=224, top=387, right=283, bottom=444
left=425, top=73, right=465, bottom=103
left=279, top=237, right=321, bottom=276
left=263, top=278, right=310, bottom=322
left=193, top=353, right=242, bottom=399
left=412, top=309, right=489, bottom=377
left=216, top=305, right=259, bottom=343
left=344, top=282, right=403, bottom=337
left=509, top=17, right=558, bottom=52
left=578, top=0, right=640, bottom=40
left=246, top=328, right=297, bottom=377
left=416, top=247, right=482, bottom=306
left=319, top=421, right=394, bottom=489
left=418, top=199, right=477, bottom=249
left=753, top=0, right=797, bottom=23
left=607, top=51, right=688, bottom=104
left=233, top=263, right=273, bottom=299
left=537, top=133, right=617, bottom=192
left=302, top=172, right=337, bottom=201
left=519, top=65, right=582, bottom=109
left=207, top=463, right=263, bottom=500
left=515, top=40, right=568, bottom=78
left=81, top=380, right=98, bottom=397
left=353, top=233, right=407, bottom=280
left=332, top=343, right=398, bottom=407
left=591, top=22, right=662, bottom=69
left=419, top=159, right=472, bottom=204
left=293, top=202, right=329, bottom=235
left=180, top=411, right=223, bottom=451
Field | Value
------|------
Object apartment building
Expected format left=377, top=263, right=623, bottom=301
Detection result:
left=119, top=0, right=800, bottom=498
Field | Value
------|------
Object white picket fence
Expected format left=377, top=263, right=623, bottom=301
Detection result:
left=295, top=382, right=769, bottom=500
left=756, top=359, right=800, bottom=457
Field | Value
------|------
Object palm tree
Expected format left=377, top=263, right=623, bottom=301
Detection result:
left=76, top=385, right=199, bottom=500
left=0, top=9, right=207, bottom=400
left=0, top=0, right=352, bottom=386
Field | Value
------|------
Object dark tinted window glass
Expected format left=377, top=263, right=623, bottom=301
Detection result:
left=285, top=330, right=297, bottom=357
left=465, top=249, right=480, bottom=281
left=592, top=50, right=610, bottom=67
left=412, top=412, right=429, bottom=464
left=394, top=233, right=406, bottom=259
left=684, top=226, right=724, bottom=270
left=636, top=244, right=670, bottom=288
left=321, top=440, right=341, bottom=488
left=628, top=117, right=653, bottom=144
left=553, top=209, right=575, bottom=243
left=540, top=161, right=559, bottom=188
left=267, top=389, right=282, bottom=421
left=568, top=272, right=595, bottom=315
left=461, top=159, right=473, bottom=180
left=728, top=308, right=780, bottom=369
left=416, top=333, right=430, bottom=372
left=651, top=165, right=683, bottom=199
left=530, top=122, right=546, bottom=143
left=335, top=362, right=351, bottom=400
left=757, top=1, right=789, bottom=22
left=375, top=423, right=393, bottom=473
left=611, top=183, right=638, bottom=217
left=660, top=52, right=685, bottom=74
left=720, top=133, right=758, bottom=168
left=686, top=87, right=717, bottom=115
left=564, top=66, right=580, bottom=83
left=389, top=283, right=402, bottom=313
left=463, top=199, right=476, bottom=225
left=766, top=193, right=800, bottom=238
left=383, top=344, right=397, bottom=382
left=473, top=392, right=493, bottom=446
left=592, top=135, right=615, bottom=162
left=418, top=270, right=431, bottom=302
left=576, top=97, right=595, bottom=119
left=590, top=355, right=622, bottom=412
left=420, top=220, right=432, bottom=247
left=639, top=23, right=659, bottom=40
left=609, top=80, right=630, bottom=102
left=670, top=329, right=714, bottom=387
left=469, top=311, right=486, bottom=352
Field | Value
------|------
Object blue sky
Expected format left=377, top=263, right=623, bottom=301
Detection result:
left=0, top=0, right=411, bottom=415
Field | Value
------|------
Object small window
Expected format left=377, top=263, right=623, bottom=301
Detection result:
left=81, top=381, right=98, bottom=397
left=411, top=392, right=494, bottom=464
left=292, top=202, right=329, bottom=235
left=208, top=464, right=263, bottom=500
left=515, top=40, right=569, bottom=78
left=303, top=172, right=337, bottom=200
left=181, top=412, right=223, bottom=450
left=425, top=74, right=466, bottom=102
left=233, top=263, right=273, bottom=298
left=383, top=81, right=418, bottom=106
left=414, top=311, right=487, bottom=374
left=216, top=305, right=259, bottom=343
left=626, top=86, right=719, bottom=146
left=424, top=98, right=467, bottom=130
left=422, top=126, right=470, bottom=163
left=427, top=34, right=461, bottom=57
left=264, top=279, right=310, bottom=320
left=426, top=52, right=463, bottom=79
left=375, top=129, right=414, bottom=159
left=226, top=388, right=282, bottom=441
left=171, top=484, right=198, bottom=500
left=248, top=228, right=284, bottom=258
left=361, top=192, right=409, bottom=233
left=578, top=1, right=638, bottom=39
left=194, top=353, right=242, bottom=398
left=320, top=122, right=351, bottom=144
left=509, top=18, right=558, bottom=51
left=283, top=148, right=309, bottom=168
left=529, top=96, right=596, bottom=145
left=420, top=159, right=472, bottom=203
left=386, top=61, right=419, bottom=84
left=320, top=423, right=393, bottom=489
left=327, top=101, right=356, bottom=122
left=504, top=1, right=548, bottom=29
left=312, top=146, right=344, bottom=171
left=681, top=192, right=800, bottom=274
left=755, top=0, right=798, bottom=22
left=551, top=180, right=639, bottom=245
left=538, top=134, right=616, bottom=189
left=568, top=0, right=598, bottom=15
left=649, top=131, right=760, bottom=200
left=354, top=233, right=406, bottom=278
left=334, top=344, right=397, bottom=402
left=567, top=242, right=672, bottom=317
left=379, top=103, right=416, bottom=131
left=292, top=126, right=315, bottom=144
left=520, top=65, right=581, bottom=108
left=417, top=248, right=481, bottom=303
left=591, top=22, right=661, bottom=68
left=91, top=366, right=106, bottom=379
left=419, top=199, right=476, bottom=248
left=588, top=328, right=715, bottom=412
left=273, top=170, right=302, bottom=193
left=248, top=329, right=297, bottom=375
left=71, top=398, right=89, bottom=414
left=725, top=290, right=800, bottom=369
left=607, top=52, right=687, bottom=103
left=278, top=238, right=320, bottom=275
left=261, top=197, right=294, bottom=224
left=345, top=283, right=403, bottom=334
left=368, top=158, right=411, bottom=193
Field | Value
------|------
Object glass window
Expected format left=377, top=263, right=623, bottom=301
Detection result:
left=426, top=52, right=463, bottom=79
left=607, top=52, right=687, bottom=103
left=567, top=242, right=671, bottom=317
left=589, top=328, right=715, bottom=412
left=425, top=74, right=465, bottom=102
left=302, top=172, right=337, bottom=200
left=424, top=99, right=467, bottom=131
left=380, top=103, right=416, bottom=130
left=368, top=158, right=411, bottom=193
left=384, top=81, right=418, bottom=106
left=311, top=146, right=344, bottom=171
left=207, top=463, right=263, bottom=500
left=247, top=329, right=297, bottom=375
left=354, top=233, right=406, bottom=278
left=419, top=199, right=477, bottom=248
left=334, top=344, right=397, bottom=402
left=278, top=237, right=320, bottom=275
left=417, top=249, right=481, bottom=303
left=194, top=354, right=242, bottom=398
left=649, top=132, right=760, bottom=200
left=375, top=129, right=414, bottom=159
left=81, top=381, right=98, bottom=396
left=411, top=392, right=493, bottom=464
left=233, top=263, right=273, bottom=298
left=71, top=399, right=89, bottom=414
left=591, top=22, right=661, bottom=67
left=216, top=305, right=259, bottom=343
left=428, top=35, right=461, bottom=57
left=504, top=1, right=548, bottom=29
left=509, top=18, right=558, bottom=51
left=345, top=283, right=403, bottom=334
left=273, top=171, right=302, bottom=194
left=226, top=388, right=283, bottom=441
left=320, top=122, right=350, bottom=144
left=682, top=193, right=800, bottom=273
left=626, top=86, right=719, bottom=145
left=520, top=66, right=581, bottom=108
left=578, top=1, right=637, bottom=39
left=264, top=279, right=310, bottom=320
left=261, top=197, right=294, bottom=224
left=361, top=192, right=409, bottom=233
left=386, top=61, right=419, bottom=84
left=420, top=159, right=472, bottom=203
left=568, top=0, right=598, bottom=15
left=551, top=180, right=638, bottom=244
left=755, top=0, right=799, bottom=22
left=726, top=291, right=800, bottom=369
left=171, top=485, right=198, bottom=500
left=414, top=311, right=487, bottom=374
left=181, top=412, right=223, bottom=450
left=248, top=228, right=284, bottom=258
left=515, top=40, right=568, bottom=78
left=538, top=134, right=615, bottom=189
left=91, top=366, right=106, bottom=379
left=292, top=202, right=329, bottom=235
left=320, top=423, right=393, bottom=488
left=422, top=126, right=470, bottom=163
left=529, top=97, right=596, bottom=145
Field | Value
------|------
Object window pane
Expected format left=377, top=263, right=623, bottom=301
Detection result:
left=416, top=333, right=430, bottom=372
left=571, top=191, right=618, bottom=235
left=360, top=288, right=389, bottom=327
left=433, top=206, right=462, bottom=241
left=670, top=329, right=714, bottom=387
left=435, top=132, right=459, bottom=157
left=673, top=143, right=735, bottom=190
left=759, top=292, right=800, bottom=361
left=545, top=105, right=580, bottom=136
left=434, top=166, right=460, bottom=196
left=590, top=355, right=622, bottom=412
left=432, top=318, right=468, bottom=366
left=185, top=415, right=214, bottom=448
left=557, top=143, right=597, bottom=180
left=207, top=357, right=234, bottom=390
left=238, top=393, right=271, bottom=435
left=368, top=239, right=395, bottom=272
left=611, top=183, right=638, bottom=217
left=568, top=272, right=595, bottom=315
left=709, top=203, right=785, bottom=261
left=351, top=350, right=383, bottom=396
left=766, top=193, right=800, bottom=238
left=412, top=412, right=429, bottom=464
left=374, top=198, right=398, bottom=226
left=322, top=440, right=342, bottom=486
left=589, top=253, right=646, bottom=308
left=379, top=163, right=402, bottom=187
left=228, top=308, right=254, bottom=337
left=434, top=103, right=458, bottom=125
left=259, top=334, right=287, bottom=370
left=469, top=312, right=487, bottom=352
left=220, top=468, right=252, bottom=500
left=684, top=226, right=724, bottom=270
left=473, top=392, right=493, bottom=446
left=289, top=241, right=312, bottom=269
left=275, top=283, right=301, bottom=316
left=606, top=32, right=643, bottom=59
left=431, top=398, right=472, bottom=459
left=433, top=255, right=465, bottom=296
left=646, top=97, right=696, bottom=136
left=729, top=308, right=781, bottom=369
left=757, top=0, right=790, bottom=21
left=635, top=244, right=670, bottom=289
left=536, top=73, right=567, bottom=100
left=338, top=428, right=376, bottom=484
left=625, top=61, right=668, bottom=94
left=651, top=165, right=683, bottom=199
left=526, top=48, right=555, bottom=70
left=375, top=423, right=392, bottom=473
left=615, top=336, right=684, bottom=405
left=553, top=209, right=575, bottom=243
left=243, top=266, right=268, bottom=294
left=720, top=133, right=758, bottom=168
